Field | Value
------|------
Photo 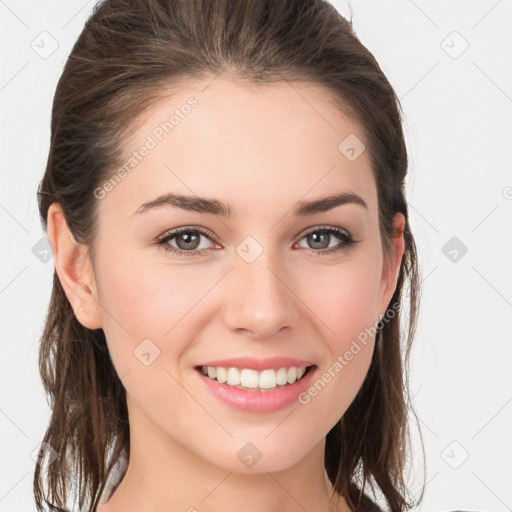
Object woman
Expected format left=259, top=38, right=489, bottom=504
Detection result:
left=34, top=1, right=424, bottom=511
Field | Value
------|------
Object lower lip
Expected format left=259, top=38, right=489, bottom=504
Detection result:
left=195, top=366, right=317, bottom=413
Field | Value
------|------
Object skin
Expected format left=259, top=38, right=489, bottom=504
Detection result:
left=47, top=75, right=405, bottom=512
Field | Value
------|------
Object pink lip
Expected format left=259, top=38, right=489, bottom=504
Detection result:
left=194, top=365, right=317, bottom=413
left=195, top=356, right=314, bottom=371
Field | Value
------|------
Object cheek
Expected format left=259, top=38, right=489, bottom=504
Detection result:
left=295, top=258, right=380, bottom=416
left=93, top=249, right=217, bottom=368
left=302, top=255, right=382, bottom=347
left=93, top=252, right=210, bottom=416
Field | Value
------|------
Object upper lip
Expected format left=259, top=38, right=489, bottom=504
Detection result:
left=196, top=356, right=315, bottom=371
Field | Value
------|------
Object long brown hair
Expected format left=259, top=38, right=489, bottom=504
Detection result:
left=34, top=1, right=424, bottom=510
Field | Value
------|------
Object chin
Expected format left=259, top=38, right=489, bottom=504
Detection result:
left=199, top=436, right=315, bottom=475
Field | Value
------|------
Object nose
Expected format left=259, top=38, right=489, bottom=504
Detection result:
left=222, top=250, right=298, bottom=339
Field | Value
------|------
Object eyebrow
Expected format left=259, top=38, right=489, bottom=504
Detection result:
left=133, top=191, right=368, bottom=217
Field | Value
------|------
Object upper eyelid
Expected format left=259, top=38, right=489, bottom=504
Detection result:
left=300, top=225, right=350, bottom=236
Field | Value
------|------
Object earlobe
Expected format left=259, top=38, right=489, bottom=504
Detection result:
left=378, top=213, right=406, bottom=317
left=46, top=203, right=103, bottom=330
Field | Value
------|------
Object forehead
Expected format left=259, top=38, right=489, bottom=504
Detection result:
left=97, top=76, right=377, bottom=222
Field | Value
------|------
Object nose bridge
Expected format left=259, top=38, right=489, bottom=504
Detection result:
left=222, top=242, right=297, bottom=337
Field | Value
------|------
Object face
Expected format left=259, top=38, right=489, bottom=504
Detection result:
left=64, top=76, right=404, bottom=475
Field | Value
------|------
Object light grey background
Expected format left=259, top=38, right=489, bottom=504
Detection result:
left=0, top=1, right=511, bottom=511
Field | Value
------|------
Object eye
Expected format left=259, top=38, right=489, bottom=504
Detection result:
left=294, top=226, right=359, bottom=256
left=155, top=225, right=359, bottom=258
left=156, top=227, right=219, bottom=257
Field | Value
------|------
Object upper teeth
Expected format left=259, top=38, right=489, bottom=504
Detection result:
left=201, top=366, right=308, bottom=390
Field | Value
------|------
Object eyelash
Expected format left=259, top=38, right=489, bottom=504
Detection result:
left=155, top=225, right=359, bottom=258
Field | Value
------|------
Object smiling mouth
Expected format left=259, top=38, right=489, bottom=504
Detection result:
left=194, top=364, right=316, bottom=391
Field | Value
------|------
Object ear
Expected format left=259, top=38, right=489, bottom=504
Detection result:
left=378, top=212, right=406, bottom=317
left=46, top=202, right=103, bottom=330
